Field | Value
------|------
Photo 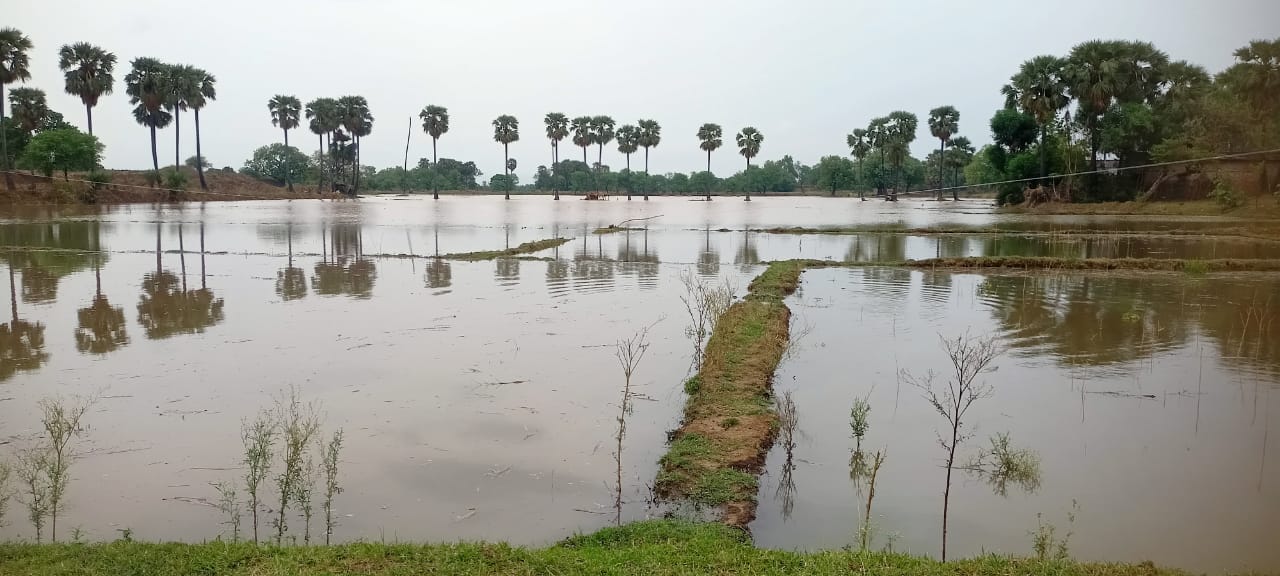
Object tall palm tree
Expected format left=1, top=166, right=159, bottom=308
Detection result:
left=590, top=115, right=615, bottom=170
left=0, top=28, right=33, bottom=191
left=867, top=117, right=889, bottom=195
left=735, top=127, right=763, bottom=201
left=57, top=42, right=115, bottom=136
left=337, top=96, right=371, bottom=193
left=268, top=95, right=301, bottom=192
left=186, top=68, right=215, bottom=190
left=884, top=111, right=918, bottom=193
left=1063, top=41, right=1124, bottom=173
left=8, top=87, right=48, bottom=133
left=1220, top=39, right=1280, bottom=117
left=637, top=119, right=660, bottom=174
left=544, top=112, right=568, bottom=200
left=419, top=104, right=449, bottom=200
left=615, top=124, right=639, bottom=199
left=846, top=128, right=871, bottom=199
left=492, top=115, right=519, bottom=200
left=125, top=57, right=171, bottom=181
left=945, top=136, right=974, bottom=191
left=927, top=105, right=960, bottom=199
left=164, top=64, right=199, bottom=171
left=305, top=97, right=339, bottom=193
left=697, top=123, right=722, bottom=175
left=1003, top=55, right=1069, bottom=179
left=571, top=116, right=592, bottom=164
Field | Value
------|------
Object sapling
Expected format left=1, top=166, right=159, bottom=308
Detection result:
left=293, top=454, right=318, bottom=544
left=241, top=410, right=276, bottom=543
left=274, top=386, right=321, bottom=544
left=904, top=332, right=1001, bottom=561
left=320, top=428, right=344, bottom=545
left=15, top=448, right=51, bottom=543
left=38, top=396, right=89, bottom=542
left=858, top=450, right=886, bottom=551
left=613, top=327, right=650, bottom=526
left=211, top=480, right=242, bottom=542
left=679, top=271, right=734, bottom=371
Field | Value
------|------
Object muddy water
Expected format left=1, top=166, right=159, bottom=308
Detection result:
left=0, top=196, right=1276, bottom=568
left=752, top=268, right=1280, bottom=573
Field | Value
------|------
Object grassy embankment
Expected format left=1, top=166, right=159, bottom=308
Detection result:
left=0, top=520, right=1203, bottom=576
left=903, top=256, right=1280, bottom=272
left=438, top=238, right=571, bottom=261
left=762, top=225, right=1280, bottom=242
left=1000, top=199, right=1280, bottom=218
left=656, top=260, right=841, bottom=526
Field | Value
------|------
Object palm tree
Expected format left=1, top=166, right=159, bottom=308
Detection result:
left=884, top=111, right=918, bottom=194
left=571, top=116, right=592, bottom=192
left=57, top=42, right=115, bottom=136
left=945, top=136, right=974, bottom=192
left=184, top=68, right=215, bottom=190
left=867, top=117, right=889, bottom=195
left=337, top=96, right=371, bottom=193
left=735, top=127, right=763, bottom=201
left=8, top=87, right=48, bottom=133
left=164, top=64, right=199, bottom=171
left=1062, top=41, right=1124, bottom=173
left=590, top=115, right=615, bottom=171
left=544, top=112, right=568, bottom=200
left=1003, top=55, right=1069, bottom=179
left=846, top=128, right=871, bottom=199
left=615, top=124, right=639, bottom=199
left=0, top=28, right=33, bottom=191
left=697, top=123, right=723, bottom=176
left=268, top=95, right=301, bottom=192
left=1220, top=39, right=1280, bottom=117
left=637, top=119, right=660, bottom=200
left=125, top=57, right=171, bottom=181
left=419, top=105, right=449, bottom=200
left=492, top=115, right=519, bottom=200
left=927, top=106, right=960, bottom=199
left=305, top=98, right=339, bottom=193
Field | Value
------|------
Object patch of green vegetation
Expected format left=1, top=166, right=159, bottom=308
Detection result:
left=690, top=469, right=757, bottom=507
left=440, top=237, right=571, bottom=261
left=0, top=520, right=1203, bottom=575
left=683, top=376, right=701, bottom=395
left=903, top=256, right=1280, bottom=272
left=721, top=417, right=740, bottom=429
left=592, top=226, right=645, bottom=235
left=1183, top=260, right=1209, bottom=276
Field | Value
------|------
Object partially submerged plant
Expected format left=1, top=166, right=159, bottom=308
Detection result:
left=858, top=450, right=886, bottom=551
left=321, top=429, right=344, bottom=546
left=849, top=394, right=871, bottom=453
left=241, top=410, right=276, bottom=543
left=15, top=448, right=51, bottom=543
left=679, top=270, right=735, bottom=372
left=294, top=455, right=318, bottom=544
left=38, top=396, right=90, bottom=543
left=904, top=332, right=1001, bottom=562
left=614, top=327, right=651, bottom=526
left=0, top=458, right=10, bottom=527
left=211, top=480, right=242, bottom=542
left=1031, top=500, right=1079, bottom=562
left=273, top=386, right=321, bottom=545
left=966, top=432, right=1041, bottom=497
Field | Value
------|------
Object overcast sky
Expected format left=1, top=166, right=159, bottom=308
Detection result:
left=9, top=0, right=1278, bottom=181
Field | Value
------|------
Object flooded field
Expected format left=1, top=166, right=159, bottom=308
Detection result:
left=0, top=196, right=1277, bottom=572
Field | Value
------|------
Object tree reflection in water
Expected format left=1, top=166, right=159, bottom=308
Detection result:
left=313, top=223, right=377, bottom=299
left=0, top=263, right=49, bottom=381
left=137, top=223, right=225, bottom=340
left=75, top=256, right=128, bottom=354
left=276, top=222, right=307, bottom=301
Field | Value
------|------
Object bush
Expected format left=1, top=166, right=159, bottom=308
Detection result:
left=1208, top=180, right=1241, bottom=210
left=164, top=169, right=188, bottom=191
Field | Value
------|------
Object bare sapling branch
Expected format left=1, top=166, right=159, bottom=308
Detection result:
left=614, top=327, right=651, bottom=526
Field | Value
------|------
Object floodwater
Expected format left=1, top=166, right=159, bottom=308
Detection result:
left=0, top=195, right=1276, bottom=571
left=752, top=268, right=1280, bottom=573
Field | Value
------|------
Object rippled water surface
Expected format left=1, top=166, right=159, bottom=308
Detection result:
left=0, top=196, right=1276, bottom=571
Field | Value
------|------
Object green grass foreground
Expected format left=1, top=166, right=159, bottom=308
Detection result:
left=440, top=237, right=571, bottom=261
left=0, top=520, right=1200, bottom=575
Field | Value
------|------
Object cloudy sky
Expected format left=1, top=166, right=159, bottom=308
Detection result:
left=9, top=0, right=1278, bottom=181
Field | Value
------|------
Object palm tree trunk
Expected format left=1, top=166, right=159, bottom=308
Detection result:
left=173, top=108, right=181, bottom=170
left=149, top=121, right=160, bottom=184
left=195, top=108, right=208, bottom=190
left=1039, top=124, right=1048, bottom=179
left=644, top=147, right=649, bottom=174
left=552, top=142, right=559, bottom=201
left=625, top=153, right=630, bottom=172
left=432, top=136, right=439, bottom=200
left=354, top=135, right=361, bottom=194
left=745, top=157, right=751, bottom=201
left=503, top=142, right=510, bottom=200
left=0, top=84, right=11, bottom=191
left=85, top=103, right=94, bottom=136
left=706, top=149, right=711, bottom=173
left=284, top=128, right=294, bottom=193
left=317, top=133, right=324, bottom=193
left=937, top=140, right=945, bottom=200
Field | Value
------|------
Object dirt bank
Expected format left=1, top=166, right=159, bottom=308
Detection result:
left=1, top=168, right=339, bottom=204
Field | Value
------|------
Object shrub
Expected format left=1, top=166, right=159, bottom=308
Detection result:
left=1208, top=180, right=1241, bottom=210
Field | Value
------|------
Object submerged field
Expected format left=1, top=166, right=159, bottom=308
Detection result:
left=0, top=196, right=1276, bottom=573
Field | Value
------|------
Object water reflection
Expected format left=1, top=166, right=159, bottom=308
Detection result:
left=1, top=264, right=49, bottom=380
left=698, top=227, right=719, bottom=277
left=734, top=230, right=759, bottom=271
left=75, top=257, right=129, bottom=355
left=617, top=229, right=659, bottom=289
left=313, top=224, right=378, bottom=299
left=275, top=223, right=307, bottom=301
left=844, top=234, right=907, bottom=263
left=0, top=221, right=104, bottom=304
left=137, top=223, right=225, bottom=340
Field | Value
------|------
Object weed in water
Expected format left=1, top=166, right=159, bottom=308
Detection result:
left=211, top=480, right=242, bottom=542
left=904, top=332, right=1001, bottom=561
left=614, top=327, right=651, bottom=526
left=0, top=458, right=10, bottom=527
left=14, top=448, right=51, bottom=543
left=37, top=396, right=89, bottom=543
left=273, top=386, right=321, bottom=545
left=320, top=429, right=344, bottom=546
left=966, top=432, right=1041, bottom=497
left=1031, top=500, right=1080, bottom=562
left=293, top=455, right=318, bottom=544
left=858, top=450, right=886, bottom=551
left=850, top=394, right=871, bottom=453
left=241, top=410, right=276, bottom=543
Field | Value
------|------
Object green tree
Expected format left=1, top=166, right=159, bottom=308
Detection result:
left=867, top=117, right=889, bottom=194
left=1003, top=55, right=1069, bottom=178
left=590, top=115, right=615, bottom=174
left=0, top=28, right=33, bottom=191
left=884, top=111, right=918, bottom=193
left=691, top=170, right=718, bottom=201
left=543, top=112, right=569, bottom=199
left=8, top=87, right=48, bottom=134
left=697, top=123, right=722, bottom=175
left=571, top=116, right=592, bottom=191
left=928, top=105, right=960, bottom=199
left=57, top=42, right=115, bottom=136
left=846, top=128, right=871, bottom=198
left=492, top=114, right=519, bottom=200
left=124, top=57, right=171, bottom=180
left=945, top=136, right=975, bottom=189
left=419, top=105, right=449, bottom=199
left=616, top=124, right=639, bottom=172
left=1063, top=40, right=1126, bottom=173
left=305, top=98, right=339, bottom=192
left=268, top=95, right=302, bottom=192
left=242, top=143, right=309, bottom=186
left=735, top=127, right=763, bottom=200
left=1218, top=38, right=1280, bottom=135
left=20, top=128, right=101, bottom=180
left=185, top=68, right=215, bottom=190
left=185, top=155, right=209, bottom=169
left=637, top=119, right=660, bottom=200
left=337, top=96, right=372, bottom=193
left=163, top=64, right=200, bottom=171
left=814, top=155, right=856, bottom=195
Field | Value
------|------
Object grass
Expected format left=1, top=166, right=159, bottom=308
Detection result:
left=902, top=256, right=1280, bottom=272
left=0, top=520, right=1205, bottom=575
left=658, top=260, right=835, bottom=526
left=999, top=199, right=1280, bottom=218
left=592, top=226, right=646, bottom=234
left=760, top=225, right=1280, bottom=242
left=440, top=238, right=571, bottom=261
